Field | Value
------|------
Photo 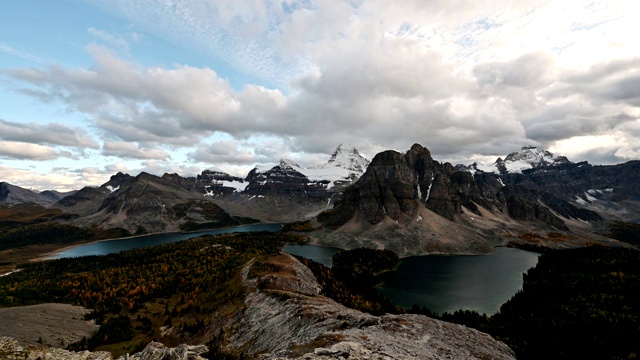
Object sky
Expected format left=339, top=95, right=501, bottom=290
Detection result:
left=1, top=0, right=640, bottom=191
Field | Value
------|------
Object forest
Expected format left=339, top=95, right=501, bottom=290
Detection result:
left=0, top=231, right=299, bottom=357
left=294, top=248, right=400, bottom=315
left=2, top=220, right=639, bottom=359
left=0, top=204, right=130, bottom=250
left=608, top=220, right=640, bottom=247
left=409, top=246, right=640, bottom=360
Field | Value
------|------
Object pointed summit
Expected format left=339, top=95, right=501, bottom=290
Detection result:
left=458, top=146, right=572, bottom=174
left=313, top=144, right=370, bottom=177
left=501, top=146, right=570, bottom=173
left=277, top=158, right=302, bottom=169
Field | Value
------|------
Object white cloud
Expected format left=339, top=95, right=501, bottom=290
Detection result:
left=87, top=27, right=134, bottom=54
left=102, top=141, right=171, bottom=160
left=0, top=42, right=48, bottom=64
left=0, top=141, right=73, bottom=161
left=0, top=119, right=99, bottom=148
left=4, top=0, right=640, bottom=191
left=0, top=163, right=133, bottom=191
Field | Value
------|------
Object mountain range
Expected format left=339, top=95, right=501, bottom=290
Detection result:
left=1, top=143, right=638, bottom=254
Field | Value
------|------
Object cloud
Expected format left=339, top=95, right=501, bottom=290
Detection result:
left=0, top=141, right=73, bottom=161
left=189, top=140, right=258, bottom=165
left=0, top=119, right=99, bottom=148
left=6, top=45, right=241, bottom=145
left=1, top=163, right=132, bottom=191
left=3, top=0, right=640, bottom=181
left=82, top=0, right=303, bottom=84
left=102, top=141, right=171, bottom=160
left=0, top=42, right=47, bottom=64
left=87, top=27, right=137, bottom=54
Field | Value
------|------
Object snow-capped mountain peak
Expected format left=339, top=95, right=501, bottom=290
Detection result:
left=277, top=158, right=302, bottom=169
left=311, top=144, right=370, bottom=177
left=458, top=146, right=571, bottom=175
left=504, top=146, right=565, bottom=165
left=500, top=146, right=570, bottom=173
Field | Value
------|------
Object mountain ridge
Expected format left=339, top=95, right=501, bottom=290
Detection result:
left=2, top=143, right=639, bottom=254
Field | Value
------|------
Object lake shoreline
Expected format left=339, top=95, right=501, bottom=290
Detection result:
left=33, top=223, right=282, bottom=262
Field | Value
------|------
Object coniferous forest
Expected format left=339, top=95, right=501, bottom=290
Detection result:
left=1, top=229, right=639, bottom=359
left=410, top=246, right=640, bottom=360
left=0, top=231, right=295, bottom=356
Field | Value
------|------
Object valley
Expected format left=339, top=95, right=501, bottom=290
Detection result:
left=1, top=143, right=639, bottom=359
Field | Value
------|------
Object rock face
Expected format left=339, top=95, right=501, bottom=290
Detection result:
left=313, top=144, right=608, bottom=256
left=54, top=171, right=241, bottom=233
left=458, top=147, right=640, bottom=223
left=196, top=169, right=247, bottom=196
left=459, top=146, right=571, bottom=174
left=0, top=254, right=515, bottom=360
left=319, top=144, right=460, bottom=227
left=318, top=144, right=595, bottom=230
left=0, top=336, right=207, bottom=360
left=224, top=254, right=516, bottom=359
left=0, top=303, right=97, bottom=348
left=124, top=342, right=208, bottom=360
left=0, top=336, right=112, bottom=360
left=244, top=159, right=330, bottom=200
left=309, top=144, right=370, bottom=179
left=0, top=182, right=61, bottom=206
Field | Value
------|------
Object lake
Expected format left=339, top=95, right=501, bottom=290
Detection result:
left=286, top=244, right=538, bottom=315
left=377, top=247, right=539, bottom=315
left=281, top=244, right=341, bottom=267
left=48, top=223, right=282, bottom=259
left=49, top=227, right=538, bottom=316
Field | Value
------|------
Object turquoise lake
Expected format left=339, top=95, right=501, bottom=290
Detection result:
left=48, top=223, right=282, bottom=259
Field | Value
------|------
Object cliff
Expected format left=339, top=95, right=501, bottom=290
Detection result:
left=221, top=254, right=516, bottom=359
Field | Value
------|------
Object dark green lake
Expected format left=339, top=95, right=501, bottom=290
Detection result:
left=281, top=244, right=341, bottom=267
left=284, top=244, right=538, bottom=315
left=48, top=223, right=282, bottom=259
left=50, top=228, right=537, bottom=316
left=377, top=247, right=539, bottom=315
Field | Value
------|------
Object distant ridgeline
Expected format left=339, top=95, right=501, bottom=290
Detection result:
left=2, top=143, right=640, bottom=254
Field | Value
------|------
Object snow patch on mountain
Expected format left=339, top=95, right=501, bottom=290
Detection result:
left=311, top=144, right=370, bottom=176
left=458, top=146, right=571, bottom=175
left=106, top=185, right=120, bottom=193
left=250, top=145, right=370, bottom=190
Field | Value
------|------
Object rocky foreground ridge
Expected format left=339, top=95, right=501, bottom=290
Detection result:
left=0, top=254, right=516, bottom=360
left=0, top=336, right=208, bottom=359
left=212, top=254, right=515, bottom=359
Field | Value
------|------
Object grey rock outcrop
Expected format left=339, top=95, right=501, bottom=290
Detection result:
left=0, top=336, right=112, bottom=360
left=0, top=336, right=208, bottom=360
left=224, top=254, right=516, bottom=359
left=122, top=342, right=208, bottom=360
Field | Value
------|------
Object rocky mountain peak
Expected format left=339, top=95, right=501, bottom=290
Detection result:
left=106, top=172, right=131, bottom=185
left=311, top=144, right=370, bottom=178
left=458, top=146, right=572, bottom=175
left=197, top=169, right=243, bottom=183
left=503, top=146, right=570, bottom=169
left=277, top=158, right=302, bottom=169
left=0, top=182, right=59, bottom=205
